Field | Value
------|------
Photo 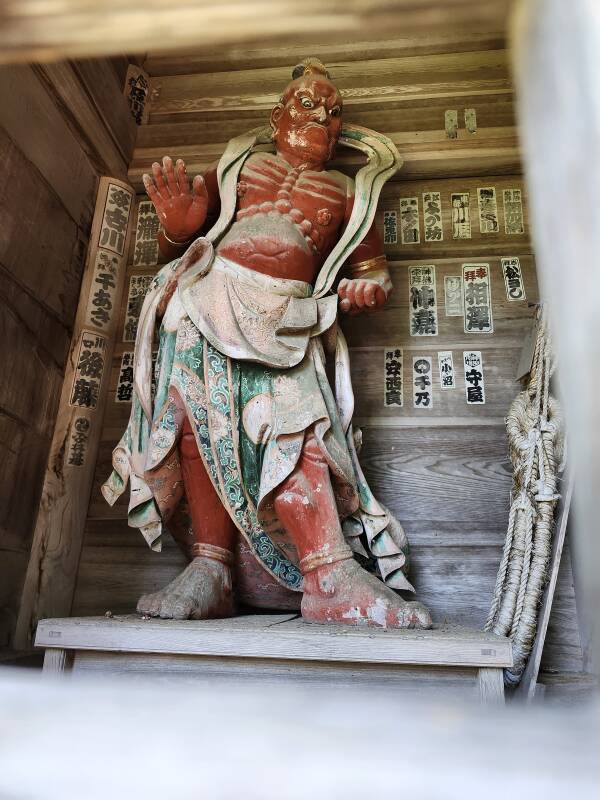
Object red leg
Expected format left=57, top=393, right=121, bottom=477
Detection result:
left=169, top=389, right=300, bottom=612
left=136, top=391, right=236, bottom=619
left=273, top=431, right=432, bottom=629
left=273, top=432, right=353, bottom=571
left=178, top=412, right=237, bottom=555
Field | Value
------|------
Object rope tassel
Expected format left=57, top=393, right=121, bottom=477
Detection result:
left=484, top=307, right=564, bottom=686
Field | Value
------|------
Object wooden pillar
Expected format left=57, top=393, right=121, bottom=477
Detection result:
left=511, top=0, right=600, bottom=676
left=477, top=668, right=505, bottom=705
left=13, top=177, right=135, bottom=649
left=43, top=649, right=73, bottom=675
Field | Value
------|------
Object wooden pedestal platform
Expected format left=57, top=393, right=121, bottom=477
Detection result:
left=35, top=615, right=512, bottom=704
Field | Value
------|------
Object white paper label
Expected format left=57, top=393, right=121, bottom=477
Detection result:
left=501, top=256, right=526, bottom=301
left=463, top=264, right=493, bottom=333
left=133, top=200, right=160, bottom=266
left=503, top=188, right=525, bottom=235
left=444, top=275, right=463, bottom=317
left=384, top=347, right=403, bottom=407
left=438, top=351, right=456, bottom=390
left=69, top=331, right=107, bottom=409
left=99, top=182, right=133, bottom=256
left=83, top=249, right=120, bottom=331
left=123, top=274, right=154, bottom=342
left=478, top=187, right=499, bottom=234
left=409, top=265, right=438, bottom=336
left=383, top=210, right=398, bottom=245
left=451, top=192, right=472, bottom=239
left=400, top=197, right=420, bottom=244
left=463, top=350, right=486, bottom=404
left=115, top=351, right=134, bottom=403
left=423, top=191, right=443, bottom=242
left=413, top=356, right=433, bottom=409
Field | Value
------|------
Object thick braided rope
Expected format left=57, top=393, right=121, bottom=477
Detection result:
left=492, top=504, right=528, bottom=636
left=484, top=502, right=518, bottom=630
left=485, top=307, right=564, bottom=684
left=486, top=391, right=536, bottom=633
left=508, top=407, right=560, bottom=682
left=485, top=392, right=535, bottom=633
left=510, top=493, right=535, bottom=638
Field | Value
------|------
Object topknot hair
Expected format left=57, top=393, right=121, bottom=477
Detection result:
left=291, top=58, right=330, bottom=81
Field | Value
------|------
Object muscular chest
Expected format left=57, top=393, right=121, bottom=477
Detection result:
left=235, top=154, right=347, bottom=245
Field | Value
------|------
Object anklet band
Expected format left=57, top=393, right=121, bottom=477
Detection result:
left=300, top=546, right=353, bottom=574
left=192, top=543, right=234, bottom=566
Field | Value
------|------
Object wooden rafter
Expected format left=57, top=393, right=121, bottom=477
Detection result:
left=0, top=0, right=513, bottom=65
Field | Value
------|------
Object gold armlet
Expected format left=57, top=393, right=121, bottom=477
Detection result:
left=348, top=254, right=388, bottom=278
left=162, top=229, right=191, bottom=248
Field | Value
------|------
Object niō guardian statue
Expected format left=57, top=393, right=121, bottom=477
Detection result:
left=104, top=59, right=432, bottom=629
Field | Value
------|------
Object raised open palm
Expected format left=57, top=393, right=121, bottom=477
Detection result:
left=142, top=156, right=208, bottom=243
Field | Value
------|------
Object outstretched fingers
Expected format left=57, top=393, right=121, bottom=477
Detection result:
left=152, top=161, right=169, bottom=198
left=192, top=174, right=208, bottom=208
left=176, top=159, right=190, bottom=194
left=163, top=155, right=180, bottom=196
left=142, top=173, right=163, bottom=209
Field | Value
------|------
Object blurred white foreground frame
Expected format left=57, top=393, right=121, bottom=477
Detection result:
left=512, top=0, right=600, bottom=675
left=0, top=672, right=598, bottom=800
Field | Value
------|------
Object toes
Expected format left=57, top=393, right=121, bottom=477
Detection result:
left=158, top=593, right=193, bottom=620
left=412, top=602, right=433, bottom=629
left=137, top=592, right=159, bottom=617
left=399, top=602, right=432, bottom=630
left=136, top=594, right=149, bottom=615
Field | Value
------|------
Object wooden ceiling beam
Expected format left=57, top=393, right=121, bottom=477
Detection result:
left=0, top=0, right=513, bottom=65
left=147, top=50, right=511, bottom=120
left=144, top=32, right=507, bottom=76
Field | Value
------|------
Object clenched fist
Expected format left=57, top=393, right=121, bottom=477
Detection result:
left=337, top=277, right=388, bottom=315
left=142, top=156, right=208, bottom=243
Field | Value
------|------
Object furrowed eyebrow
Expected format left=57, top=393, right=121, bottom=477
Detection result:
left=296, top=87, right=317, bottom=99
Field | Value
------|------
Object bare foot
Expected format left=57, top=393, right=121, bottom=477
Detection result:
left=137, top=556, right=234, bottom=620
left=301, top=559, right=432, bottom=629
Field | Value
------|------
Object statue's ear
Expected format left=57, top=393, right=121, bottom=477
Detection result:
left=270, top=102, right=284, bottom=132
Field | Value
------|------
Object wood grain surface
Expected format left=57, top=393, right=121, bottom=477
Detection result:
left=0, top=1, right=514, bottom=64
left=127, top=38, right=522, bottom=187
left=36, top=614, right=513, bottom=668
left=13, top=178, right=135, bottom=650
left=0, top=63, right=109, bottom=646
left=67, top=30, right=585, bottom=688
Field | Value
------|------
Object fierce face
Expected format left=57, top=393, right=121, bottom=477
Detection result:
left=270, top=73, right=343, bottom=169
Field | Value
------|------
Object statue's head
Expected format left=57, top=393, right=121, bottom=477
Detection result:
left=270, top=59, right=342, bottom=168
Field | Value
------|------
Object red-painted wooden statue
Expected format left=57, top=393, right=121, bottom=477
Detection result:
left=103, top=59, right=432, bottom=629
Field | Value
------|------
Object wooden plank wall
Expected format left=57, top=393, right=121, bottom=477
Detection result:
left=0, top=59, right=136, bottom=650
left=72, top=36, right=584, bottom=680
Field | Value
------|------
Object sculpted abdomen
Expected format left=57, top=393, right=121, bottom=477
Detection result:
left=216, top=153, right=347, bottom=281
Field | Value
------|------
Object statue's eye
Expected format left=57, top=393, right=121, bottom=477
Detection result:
left=300, top=97, right=314, bottom=109
left=330, top=106, right=341, bottom=117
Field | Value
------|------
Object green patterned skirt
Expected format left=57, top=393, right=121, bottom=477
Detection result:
left=104, top=306, right=413, bottom=594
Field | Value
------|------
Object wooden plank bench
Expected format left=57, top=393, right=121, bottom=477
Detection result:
left=35, top=614, right=512, bottom=704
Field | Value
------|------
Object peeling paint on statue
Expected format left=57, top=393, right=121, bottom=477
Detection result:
left=104, top=59, right=431, bottom=630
